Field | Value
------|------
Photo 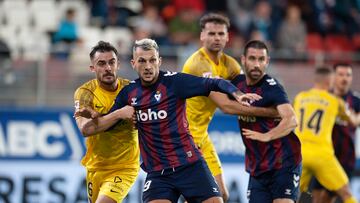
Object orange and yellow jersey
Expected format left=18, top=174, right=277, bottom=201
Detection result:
left=74, top=78, right=140, bottom=171
left=294, top=88, right=348, bottom=155
left=182, top=47, right=241, bottom=143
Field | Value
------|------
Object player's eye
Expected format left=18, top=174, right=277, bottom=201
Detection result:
left=98, top=61, right=106, bottom=66
left=109, top=60, right=116, bottom=66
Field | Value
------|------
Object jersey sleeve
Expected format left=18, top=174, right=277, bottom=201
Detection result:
left=173, top=72, right=238, bottom=99
left=337, top=97, right=351, bottom=121
left=109, top=88, right=128, bottom=113
left=74, top=87, right=94, bottom=112
left=353, top=92, right=360, bottom=113
left=269, top=82, right=290, bottom=106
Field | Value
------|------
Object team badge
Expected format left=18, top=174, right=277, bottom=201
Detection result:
left=154, top=91, right=161, bottom=102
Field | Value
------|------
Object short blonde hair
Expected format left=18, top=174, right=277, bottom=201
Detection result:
left=132, top=38, right=159, bottom=55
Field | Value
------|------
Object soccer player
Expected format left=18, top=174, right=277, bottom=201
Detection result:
left=182, top=13, right=278, bottom=202
left=309, top=63, right=360, bottom=203
left=74, top=41, right=140, bottom=203
left=80, top=38, right=261, bottom=203
left=294, top=67, right=359, bottom=203
left=231, top=40, right=302, bottom=203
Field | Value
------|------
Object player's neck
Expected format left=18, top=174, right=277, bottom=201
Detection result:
left=333, top=87, right=348, bottom=97
left=99, top=81, right=118, bottom=92
left=313, top=83, right=329, bottom=91
left=204, top=48, right=222, bottom=65
left=246, top=76, right=263, bottom=86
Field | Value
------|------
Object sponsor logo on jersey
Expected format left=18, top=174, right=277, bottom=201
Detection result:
left=238, top=115, right=256, bottom=123
left=136, top=109, right=168, bottom=121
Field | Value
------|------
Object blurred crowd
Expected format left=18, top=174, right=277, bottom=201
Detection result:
left=84, top=0, right=360, bottom=55
left=1, top=0, right=360, bottom=61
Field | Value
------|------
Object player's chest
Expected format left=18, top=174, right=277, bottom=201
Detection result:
left=128, top=88, right=180, bottom=122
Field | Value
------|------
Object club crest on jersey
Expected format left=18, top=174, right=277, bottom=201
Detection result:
left=131, top=98, right=137, bottom=105
left=154, top=91, right=161, bottom=102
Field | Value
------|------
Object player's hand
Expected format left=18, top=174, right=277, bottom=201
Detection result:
left=232, top=91, right=262, bottom=106
left=242, top=128, right=271, bottom=142
left=117, top=105, right=135, bottom=120
left=74, top=107, right=100, bottom=119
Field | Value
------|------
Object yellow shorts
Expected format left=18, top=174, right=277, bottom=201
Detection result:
left=195, top=133, right=223, bottom=176
left=86, top=168, right=139, bottom=203
left=300, top=149, right=348, bottom=192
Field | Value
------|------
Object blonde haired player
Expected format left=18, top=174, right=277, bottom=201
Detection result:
left=183, top=13, right=278, bottom=202
left=74, top=41, right=139, bottom=203
left=294, top=67, right=359, bottom=203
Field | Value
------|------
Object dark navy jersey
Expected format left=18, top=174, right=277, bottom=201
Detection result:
left=231, top=74, right=302, bottom=176
left=332, top=91, right=360, bottom=171
left=111, top=70, right=238, bottom=172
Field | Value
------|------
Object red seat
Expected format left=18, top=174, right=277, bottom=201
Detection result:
left=352, top=34, right=360, bottom=50
left=324, top=34, right=354, bottom=63
left=306, top=33, right=324, bottom=52
left=324, top=34, right=354, bottom=52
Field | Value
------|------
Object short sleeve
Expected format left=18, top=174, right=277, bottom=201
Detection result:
left=269, top=82, right=290, bottom=106
left=74, top=88, right=94, bottom=112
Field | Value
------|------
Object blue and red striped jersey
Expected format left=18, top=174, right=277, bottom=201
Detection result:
left=231, top=74, right=302, bottom=176
left=111, top=70, right=238, bottom=172
left=332, top=91, right=360, bottom=171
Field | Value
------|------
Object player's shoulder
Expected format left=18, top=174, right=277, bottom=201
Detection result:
left=222, top=53, right=240, bottom=66
left=182, top=49, right=211, bottom=75
left=351, top=90, right=360, bottom=101
left=120, top=78, right=138, bottom=92
left=262, top=75, right=283, bottom=89
left=183, top=49, right=204, bottom=66
left=231, top=73, right=245, bottom=83
left=117, top=77, right=131, bottom=87
left=75, top=79, right=97, bottom=95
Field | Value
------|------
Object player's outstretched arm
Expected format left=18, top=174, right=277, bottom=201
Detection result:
left=243, top=103, right=297, bottom=142
left=337, top=99, right=360, bottom=126
left=209, top=91, right=279, bottom=117
left=75, top=105, right=135, bottom=137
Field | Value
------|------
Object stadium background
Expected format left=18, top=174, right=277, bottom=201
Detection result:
left=0, top=0, right=359, bottom=202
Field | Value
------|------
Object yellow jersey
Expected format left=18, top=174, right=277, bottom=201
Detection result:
left=294, top=88, right=348, bottom=155
left=74, top=78, right=140, bottom=170
left=182, top=47, right=241, bottom=143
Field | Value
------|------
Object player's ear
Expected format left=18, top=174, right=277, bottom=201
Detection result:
left=241, top=55, right=245, bottom=65
left=158, top=57, right=162, bottom=66
left=200, top=31, right=205, bottom=41
left=130, top=59, right=136, bottom=70
left=89, top=65, right=95, bottom=72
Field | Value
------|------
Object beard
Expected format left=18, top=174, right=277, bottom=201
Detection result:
left=246, top=68, right=263, bottom=81
left=100, top=73, right=116, bottom=85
